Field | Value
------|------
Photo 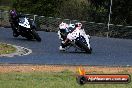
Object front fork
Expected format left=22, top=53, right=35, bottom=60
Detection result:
left=84, top=34, right=91, bottom=49
left=79, top=29, right=91, bottom=49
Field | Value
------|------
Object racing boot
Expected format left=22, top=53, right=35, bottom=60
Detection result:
left=59, top=42, right=66, bottom=51
left=11, top=24, right=19, bottom=37
left=59, top=40, right=71, bottom=51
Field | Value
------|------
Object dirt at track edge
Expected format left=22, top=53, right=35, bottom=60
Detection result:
left=0, top=64, right=132, bottom=73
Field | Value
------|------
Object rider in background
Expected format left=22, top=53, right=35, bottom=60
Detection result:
left=9, top=8, right=19, bottom=37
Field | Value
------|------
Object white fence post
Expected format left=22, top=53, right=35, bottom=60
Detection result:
left=34, top=15, right=38, bottom=21
left=107, top=0, right=112, bottom=38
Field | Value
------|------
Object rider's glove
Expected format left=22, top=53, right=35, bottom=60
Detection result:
left=61, top=41, right=65, bottom=44
left=87, top=35, right=91, bottom=39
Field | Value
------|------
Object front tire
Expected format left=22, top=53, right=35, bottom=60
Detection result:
left=76, top=37, right=92, bottom=54
left=31, top=29, right=41, bottom=42
left=13, top=32, right=19, bottom=37
left=80, top=42, right=92, bottom=54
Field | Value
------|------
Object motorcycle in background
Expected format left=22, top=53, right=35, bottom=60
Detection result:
left=11, top=15, right=41, bottom=42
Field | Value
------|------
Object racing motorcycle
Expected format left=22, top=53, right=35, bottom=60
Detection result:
left=12, top=15, right=41, bottom=42
left=58, top=23, right=92, bottom=53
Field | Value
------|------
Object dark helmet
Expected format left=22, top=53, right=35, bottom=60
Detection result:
left=75, top=22, right=82, bottom=27
left=10, top=9, right=17, bottom=18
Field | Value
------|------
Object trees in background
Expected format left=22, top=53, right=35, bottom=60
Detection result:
left=10, top=0, right=132, bottom=25
left=57, top=0, right=90, bottom=20
left=12, top=0, right=64, bottom=17
left=0, top=0, right=12, bottom=6
left=112, top=0, right=132, bottom=25
left=88, top=0, right=132, bottom=25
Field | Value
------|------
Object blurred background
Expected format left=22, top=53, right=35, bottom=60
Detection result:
left=0, top=0, right=132, bottom=38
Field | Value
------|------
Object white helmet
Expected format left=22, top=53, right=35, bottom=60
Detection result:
left=59, top=22, right=68, bottom=29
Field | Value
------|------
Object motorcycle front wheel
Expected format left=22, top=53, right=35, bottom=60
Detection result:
left=31, top=29, right=41, bottom=42
left=75, top=37, right=92, bottom=54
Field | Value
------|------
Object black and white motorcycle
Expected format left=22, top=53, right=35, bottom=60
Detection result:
left=13, top=15, right=41, bottom=42
left=58, top=22, right=92, bottom=53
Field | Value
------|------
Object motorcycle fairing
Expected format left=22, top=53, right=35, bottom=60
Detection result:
left=19, top=17, right=30, bottom=28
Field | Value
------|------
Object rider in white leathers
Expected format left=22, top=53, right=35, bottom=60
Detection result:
left=58, top=22, right=84, bottom=51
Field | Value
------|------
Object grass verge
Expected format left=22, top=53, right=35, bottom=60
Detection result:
left=0, top=70, right=131, bottom=88
left=0, top=43, right=16, bottom=55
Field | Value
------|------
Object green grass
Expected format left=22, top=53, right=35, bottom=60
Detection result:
left=0, top=70, right=131, bottom=88
left=0, top=6, right=11, bottom=11
left=0, top=43, right=16, bottom=55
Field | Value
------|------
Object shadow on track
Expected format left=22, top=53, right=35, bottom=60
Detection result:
left=10, top=37, right=41, bottom=42
left=59, top=50, right=92, bottom=54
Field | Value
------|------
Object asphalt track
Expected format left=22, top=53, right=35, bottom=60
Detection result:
left=0, top=27, right=132, bottom=66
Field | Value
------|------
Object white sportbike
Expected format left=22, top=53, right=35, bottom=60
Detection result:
left=58, top=23, right=92, bottom=53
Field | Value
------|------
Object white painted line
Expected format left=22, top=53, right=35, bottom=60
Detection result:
left=89, top=22, right=95, bottom=24
left=0, top=44, right=32, bottom=57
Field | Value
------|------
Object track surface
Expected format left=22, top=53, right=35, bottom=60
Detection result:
left=0, top=28, right=132, bottom=66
